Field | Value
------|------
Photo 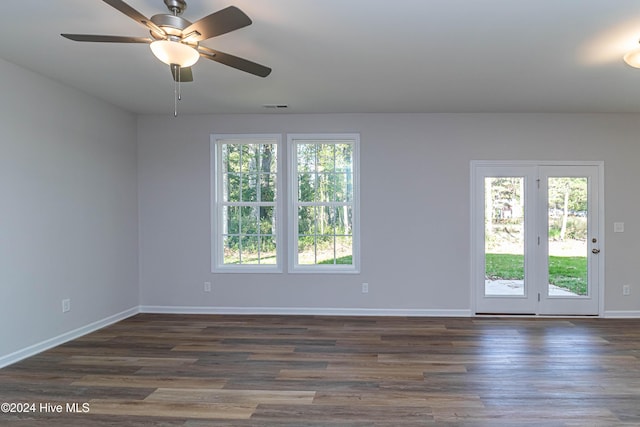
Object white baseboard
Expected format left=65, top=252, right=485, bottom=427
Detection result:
left=0, top=306, right=139, bottom=369
left=139, top=305, right=472, bottom=317
left=603, top=310, right=640, bottom=318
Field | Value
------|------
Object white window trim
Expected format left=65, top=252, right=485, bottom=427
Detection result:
left=210, top=134, right=283, bottom=273
left=287, top=133, right=361, bottom=274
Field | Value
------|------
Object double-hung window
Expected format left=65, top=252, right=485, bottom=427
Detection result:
left=288, top=134, right=360, bottom=273
left=211, top=134, right=281, bottom=272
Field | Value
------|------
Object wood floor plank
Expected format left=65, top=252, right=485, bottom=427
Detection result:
left=251, top=403, right=435, bottom=424
left=312, top=390, right=440, bottom=407
left=88, top=399, right=255, bottom=420
left=171, top=344, right=296, bottom=353
left=71, top=375, right=227, bottom=389
left=62, top=356, right=199, bottom=367
left=247, top=351, right=379, bottom=363
left=277, top=367, right=427, bottom=381
left=145, top=388, right=316, bottom=405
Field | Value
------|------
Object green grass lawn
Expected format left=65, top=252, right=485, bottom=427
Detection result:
left=319, top=255, right=352, bottom=265
left=485, top=253, right=587, bottom=295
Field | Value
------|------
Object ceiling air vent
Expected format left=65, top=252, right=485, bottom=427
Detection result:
left=262, top=104, right=289, bottom=109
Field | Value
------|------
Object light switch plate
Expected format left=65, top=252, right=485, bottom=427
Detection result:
left=614, top=222, right=624, bottom=233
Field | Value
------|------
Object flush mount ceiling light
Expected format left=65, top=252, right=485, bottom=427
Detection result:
left=61, top=0, right=271, bottom=116
left=624, top=43, right=640, bottom=68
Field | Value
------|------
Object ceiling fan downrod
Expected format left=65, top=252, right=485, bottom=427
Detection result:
left=164, top=0, right=187, bottom=16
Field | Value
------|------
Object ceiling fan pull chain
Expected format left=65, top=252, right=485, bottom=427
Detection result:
left=171, top=63, right=182, bottom=117
left=174, top=70, right=178, bottom=117
left=178, top=67, right=182, bottom=101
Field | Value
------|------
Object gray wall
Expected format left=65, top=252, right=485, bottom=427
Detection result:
left=0, top=58, right=139, bottom=360
left=138, top=113, right=640, bottom=315
left=3, top=55, right=640, bottom=364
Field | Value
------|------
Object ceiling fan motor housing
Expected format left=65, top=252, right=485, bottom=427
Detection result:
left=150, top=14, right=192, bottom=39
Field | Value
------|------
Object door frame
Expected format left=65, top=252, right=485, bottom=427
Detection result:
left=470, top=160, right=605, bottom=316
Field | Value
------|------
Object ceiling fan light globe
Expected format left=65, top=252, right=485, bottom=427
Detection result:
left=623, top=48, right=640, bottom=68
left=150, top=40, right=199, bottom=67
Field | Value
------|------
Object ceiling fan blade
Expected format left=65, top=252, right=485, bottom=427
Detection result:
left=198, top=46, right=271, bottom=78
left=61, top=34, right=152, bottom=43
left=183, top=6, right=252, bottom=41
left=102, top=0, right=165, bottom=36
left=170, top=66, right=194, bottom=82
left=198, top=48, right=271, bottom=78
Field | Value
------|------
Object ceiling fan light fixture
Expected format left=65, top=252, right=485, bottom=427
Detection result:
left=150, top=40, right=200, bottom=67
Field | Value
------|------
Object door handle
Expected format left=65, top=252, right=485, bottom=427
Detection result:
left=592, top=248, right=600, bottom=254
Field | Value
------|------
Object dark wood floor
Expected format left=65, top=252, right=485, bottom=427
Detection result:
left=1, top=314, right=640, bottom=426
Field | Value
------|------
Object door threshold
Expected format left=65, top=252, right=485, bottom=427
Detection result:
left=475, top=313, right=600, bottom=318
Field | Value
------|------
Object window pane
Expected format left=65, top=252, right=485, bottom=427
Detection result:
left=223, top=144, right=241, bottom=173
left=335, top=144, right=352, bottom=172
left=260, top=173, right=277, bottom=202
left=223, top=206, right=240, bottom=234
left=318, top=206, right=335, bottom=236
left=338, top=173, right=353, bottom=203
left=298, top=206, right=316, bottom=235
left=224, top=173, right=241, bottom=202
left=335, top=206, right=352, bottom=235
left=298, top=236, right=316, bottom=265
left=240, top=236, right=260, bottom=264
left=336, top=235, right=353, bottom=264
left=297, top=144, right=316, bottom=172
left=259, top=206, right=275, bottom=235
left=241, top=173, right=258, bottom=202
left=260, top=236, right=277, bottom=264
left=331, top=173, right=347, bottom=202
left=317, top=173, right=334, bottom=202
left=240, top=144, right=258, bottom=172
left=317, top=144, right=335, bottom=173
left=316, top=237, right=335, bottom=264
left=484, top=177, right=525, bottom=296
left=548, top=177, right=588, bottom=297
left=223, top=236, right=240, bottom=264
left=241, top=206, right=258, bottom=234
left=260, top=144, right=277, bottom=172
left=330, top=174, right=341, bottom=203
left=298, top=173, right=315, bottom=202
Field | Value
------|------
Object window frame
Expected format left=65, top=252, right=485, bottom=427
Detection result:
left=211, top=134, right=283, bottom=273
left=287, top=133, right=361, bottom=273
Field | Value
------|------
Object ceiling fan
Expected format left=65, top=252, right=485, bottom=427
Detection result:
left=62, top=0, right=271, bottom=114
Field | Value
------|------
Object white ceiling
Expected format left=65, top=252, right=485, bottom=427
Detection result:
left=2, top=0, right=640, bottom=115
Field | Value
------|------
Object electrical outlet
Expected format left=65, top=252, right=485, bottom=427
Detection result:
left=623, top=285, right=631, bottom=296
left=362, top=283, right=369, bottom=294
left=62, top=299, right=71, bottom=313
left=204, top=282, right=212, bottom=292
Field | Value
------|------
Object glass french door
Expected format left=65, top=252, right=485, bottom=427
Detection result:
left=537, top=166, right=600, bottom=315
left=472, top=162, right=601, bottom=315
